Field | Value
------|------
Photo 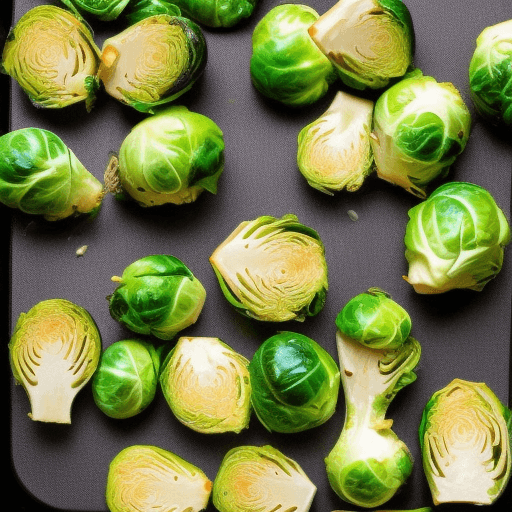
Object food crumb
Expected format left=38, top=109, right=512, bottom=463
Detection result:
left=347, top=210, right=359, bottom=221
left=76, top=245, right=88, bottom=257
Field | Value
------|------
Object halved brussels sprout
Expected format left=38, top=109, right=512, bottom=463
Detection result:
left=404, top=181, right=511, bottom=294
left=326, top=291, right=421, bottom=507
left=108, top=255, right=206, bottom=340
left=9, top=298, right=101, bottom=424
left=371, top=72, right=471, bottom=198
left=159, top=336, right=252, bottom=433
left=97, top=14, right=207, bottom=113
left=209, top=214, right=329, bottom=322
left=469, top=19, right=512, bottom=127
left=1, top=5, right=101, bottom=111
left=297, top=90, right=374, bottom=195
left=105, top=105, right=224, bottom=207
left=249, top=331, right=340, bottom=433
left=126, top=0, right=183, bottom=24
left=250, top=4, right=336, bottom=107
left=0, top=127, right=105, bottom=221
left=309, top=0, right=415, bottom=91
left=419, top=379, right=512, bottom=505
left=59, top=0, right=131, bottom=20
left=172, top=0, right=257, bottom=28
left=212, top=445, right=317, bottom=512
left=106, top=445, right=212, bottom=512
left=92, top=339, right=162, bottom=419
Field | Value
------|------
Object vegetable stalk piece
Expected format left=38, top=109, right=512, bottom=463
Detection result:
left=249, top=331, right=340, bottom=433
left=370, top=73, right=471, bottom=198
left=108, top=255, right=206, bottom=341
left=297, top=90, right=374, bottom=195
left=404, top=182, right=511, bottom=294
left=106, top=445, right=212, bottom=512
left=105, top=106, right=224, bottom=207
left=171, top=0, right=257, bottom=28
left=1, top=5, right=101, bottom=111
left=209, top=214, right=329, bottom=322
left=308, top=0, right=415, bottom=91
left=250, top=4, right=336, bottom=107
left=469, top=19, right=512, bottom=127
left=212, top=445, right=317, bottom=512
left=0, top=128, right=105, bottom=221
left=159, top=336, right=252, bottom=433
left=419, top=379, right=512, bottom=505
left=326, top=289, right=421, bottom=508
left=9, top=299, right=101, bottom=424
left=59, top=0, right=131, bottom=20
left=97, top=14, right=207, bottom=113
left=92, top=339, right=162, bottom=419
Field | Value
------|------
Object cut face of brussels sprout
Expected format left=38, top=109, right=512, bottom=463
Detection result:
left=97, top=14, right=207, bottom=113
left=159, top=336, right=251, bottom=433
left=297, top=90, right=374, bottom=195
left=9, top=299, right=101, bottom=424
left=1, top=5, right=101, bottom=111
left=371, top=73, right=471, bottom=198
left=106, top=445, right=212, bottom=512
left=0, top=128, right=105, bottom=221
left=107, top=105, right=224, bottom=207
left=419, top=379, right=512, bottom=505
left=213, top=445, right=317, bottom=512
left=250, top=4, right=336, bottom=107
left=249, top=331, right=340, bottom=433
left=404, top=182, right=511, bottom=294
left=92, top=339, right=161, bottom=419
left=108, top=255, right=206, bottom=341
left=209, top=214, right=329, bottom=322
left=172, top=0, right=257, bottom=28
left=309, top=0, right=415, bottom=91
left=59, top=0, right=131, bottom=20
left=326, top=293, right=421, bottom=507
left=469, top=19, right=512, bottom=126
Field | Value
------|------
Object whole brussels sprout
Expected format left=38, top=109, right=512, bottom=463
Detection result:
left=108, top=255, right=206, bottom=340
left=125, top=0, right=183, bottom=24
left=59, top=0, right=131, bottom=21
left=250, top=4, right=336, bottom=107
left=171, top=0, right=257, bottom=28
left=249, top=331, right=340, bottom=433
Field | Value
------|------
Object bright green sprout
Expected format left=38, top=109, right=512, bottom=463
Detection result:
left=59, top=0, right=131, bottom=20
left=171, top=0, right=257, bottom=27
left=404, top=181, right=511, bottom=294
left=125, top=0, right=182, bottom=24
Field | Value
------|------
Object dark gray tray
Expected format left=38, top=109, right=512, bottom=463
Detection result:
left=5, top=1, right=512, bottom=511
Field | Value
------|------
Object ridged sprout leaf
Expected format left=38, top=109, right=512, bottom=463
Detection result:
left=209, top=214, right=328, bottom=322
left=1, top=4, right=101, bottom=110
left=159, top=336, right=252, bottom=434
left=297, top=90, right=374, bottom=195
left=0, top=128, right=105, bottom=221
left=419, top=379, right=512, bottom=505
left=9, top=299, right=101, bottom=424
left=404, top=182, right=511, bottom=294
left=212, top=445, right=317, bottom=512
left=170, top=0, right=258, bottom=27
left=106, top=445, right=212, bottom=512
left=59, top=0, right=131, bottom=20
left=308, top=0, right=415, bottom=91
left=371, top=73, right=471, bottom=198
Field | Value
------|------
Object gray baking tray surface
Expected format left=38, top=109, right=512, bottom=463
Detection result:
left=4, top=0, right=512, bottom=511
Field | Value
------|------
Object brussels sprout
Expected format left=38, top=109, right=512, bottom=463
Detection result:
left=209, top=214, right=329, bottom=322
left=213, top=445, right=317, bottom=512
left=469, top=20, right=512, bottom=127
left=333, top=510, right=432, bottom=512
left=1, top=5, right=101, bottom=111
left=419, top=379, right=512, bottom=505
left=326, top=292, right=421, bottom=507
left=92, top=339, right=162, bottom=419
left=250, top=4, right=336, bottom=107
left=309, top=0, right=415, bottom=91
left=106, top=445, right=212, bottom=512
left=59, top=0, right=131, bottom=21
left=105, top=106, right=224, bottom=207
left=97, top=14, right=207, bottom=113
left=126, top=0, right=182, bottom=25
left=9, top=298, right=101, bottom=424
left=0, top=128, right=105, bottom=221
left=159, top=336, right=251, bottom=433
left=404, top=181, right=511, bottom=294
left=297, top=90, right=374, bottom=195
left=108, top=255, right=206, bottom=341
left=370, top=73, right=471, bottom=198
left=171, top=0, right=257, bottom=28
left=249, top=331, right=340, bottom=433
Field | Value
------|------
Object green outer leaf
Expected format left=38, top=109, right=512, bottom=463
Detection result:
left=126, top=0, right=182, bottom=24
left=59, top=0, right=131, bottom=20
left=171, top=0, right=257, bottom=28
